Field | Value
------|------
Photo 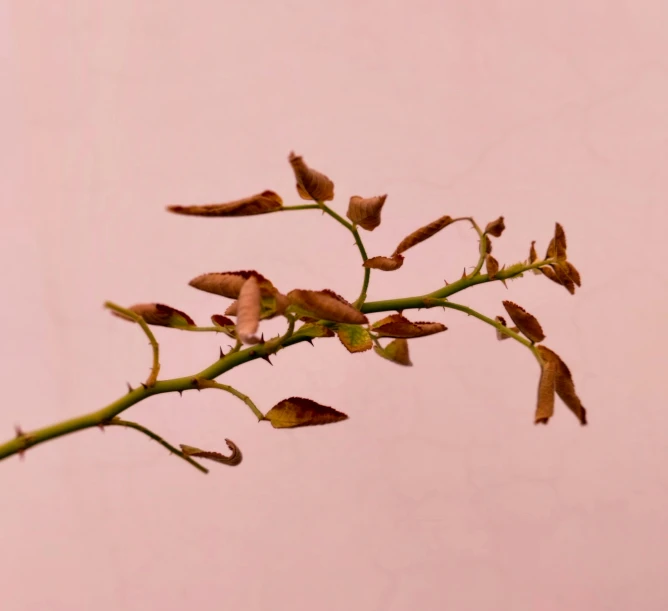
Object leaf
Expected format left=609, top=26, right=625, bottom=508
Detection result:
left=179, top=439, right=242, bottom=466
left=494, top=315, right=519, bottom=341
left=484, top=238, right=493, bottom=254
left=288, top=152, right=334, bottom=201
left=565, top=261, right=582, bottom=287
left=346, top=194, right=387, bottom=231
left=287, top=289, right=368, bottom=324
left=211, top=314, right=235, bottom=327
left=485, top=254, right=499, bottom=279
left=293, top=322, right=336, bottom=339
left=545, top=223, right=567, bottom=260
left=336, top=324, right=373, bottom=353
left=226, top=293, right=289, bottom=320
left=535, top=351, right=557, bottom=424
left=372, top=314, right=447, bottom=338
left=393, top=215, right=454, bottom=256
left=374, top=338, right=412, bottom=366
left=264, top=397, right=348, bottom=428
left=528, top=240, right=538, bottom=264
left=502, top=301, right=545, bottom=343
left=189, top=270, right=276, bottom=299
left=549, top=262, right=576, bottom=294
left=484, top=216, right=506, bottom=237
left=363, top=254, right=404, bottom=271
left=112, top=303, right=194, bottom=327
left=236, top=277, right=261, bottom=344
left=167, top=190, right=283, bottom=217
left=537, top=346, right=587, bottom=425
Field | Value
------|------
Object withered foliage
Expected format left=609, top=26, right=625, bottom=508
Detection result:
left=494, top=315, right=519, bottom=341
left=393, top=215, right=454, bottom=256
left=264, top=397, right=348, bottom=428
left=486, top=254, right=500, bottom=279
left=288, top=152, right=335, bottom=201
left=113, top=303, right=194, bottom=327
left=374, top=338, right=412, bottom=366
left=189, top=270, right=276, bottom=299
left=363, top=254, right=404, bottom=271
left=179, top=439, right=242, bottom=466
left=287, top=289, right=368, bottom=324
left=167, top=190, right=283, bottom=217
left=372, top=314, right=447, bottom=338
left=484, top=216, right=506, bottom=237
left=347, top=194, right=387, bottom=231
left=502, top=301, right=545, bottom=343
left=535, top=346, right=587, bottom=425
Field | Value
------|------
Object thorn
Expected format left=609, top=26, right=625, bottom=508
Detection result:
left=219, top=346, right=225, bottom=359
left=261, top=354, right=273, bottom=365
left=140, top=382, right=147, bottom=390
left=259, top=333, right=266, bottom=344
left=443, top=279, right=449, bottom=286
left=127, top=382, right=134, bottom=393
left=178, top=390, right=183, bottom=397
left=98, top=423, right=106, bottom=432
left=190, top=378, right=201, bottom=391
left=306, top=338, right=314, bottom=346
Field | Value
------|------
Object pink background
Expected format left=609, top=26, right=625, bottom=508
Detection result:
left=2, top=1, right=668, bottom=609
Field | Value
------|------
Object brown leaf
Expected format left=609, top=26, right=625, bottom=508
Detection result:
left=211, top=314, right=235, bottom=327
left=167, top=190, right=283, bottom=217
left=484, top=216, right=506, bottom=237
left=550, top=262, right=576, bottom=294
left=189, top=271, right=276, bottom=299
left=535, top=351, right=557, bottom=424
left=179, top=439, right=242, bottom=466
left=486, top=254, right=499, bottom=279
left=264, top=397, right=348, bottom=428
left=372, top=314, right=447, bottom=338
left=374, top=338, right=412, bottom=366
left=113, top=303, right=194, bottom=327
left=494, top=315, right=519, bottom=341
left=288, top=152, right=334, bottom=201
left=564, top=261, right=582, bottom=287
left=484, top=238, right=493, bottom=254
left=545, top=223, right=567, bottom=260
left=236, top=277, right=261, bottom=344
left=347, top=194, right=387, bottom=231
left=501, top=301, right=545, bottom=343
left=529, top=240, right=538, bottom=264
left=287, top=289, right=367, bottom=324
left=537, top=346, right=587, bottom=425
left=363, top=254, right=404, bottom=271
left=393, top=215, right=454, bottom=256
left=226, top=293, right=290, bottom=320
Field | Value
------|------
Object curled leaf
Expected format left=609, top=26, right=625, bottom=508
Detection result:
left=537, top=346, right=587, bottom=425
left=363, top=254, right=404, bottom=271
left=372, top=314, right=447, bottom=338
left=486, top=254, right=499, bottom=279
left=179, top=439, right=242, bottom=466
left=336, top=324, right=372, bottom=353
left=545, top=223, right=567, bottom=260
left=550, top=262, right=576, bottom=294
left=484, top=216, right=506, bottom=237
left=287, top=289, right=367, bottom=324
left=502, top=301, right=545, bottom=343
left=346, top=194, right=387, bottom=231
left=484, top=238, right=493, bottom=254
left=167, top=190, right=283, bottom=217
left=211, top=314, right=235, bottom=327
left=529, top=240, right=538, bottom=264
left=189, top=271, right=276, bottom=299
left=288, top=152, right=334, bottom=201
left=112, top=303, right=194, bottom=327
left=236, top=277, right=261, bottom=344
left=535, top=351, right=557, bottom=424
left=494, top=315, right=519, bottom=341
left=564, top=261, right=582, bottom=287
left=264, top=397, right=348, bottom=428
left=374, top=338, right=412, bottom=366
left=393, top=215, right=454, bottom=256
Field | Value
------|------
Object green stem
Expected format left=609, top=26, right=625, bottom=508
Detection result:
left=194, top=379, right=265, bottom=421
left=107, top=418, right=208, bottom=474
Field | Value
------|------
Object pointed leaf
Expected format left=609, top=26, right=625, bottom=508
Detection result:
left=393, top=215, right=454, bottom=256
left=565, top=261, right=582, bottom=287
left=287, top=289, right=367, bottom=324
left=374, top=338, right=412, bottom=366
left=113, top=303, right=194, bottom=327
left=288, top=152, right=334, bottom=201
left=293, top=322, right=336, bottom=339
left=363, top=254, right=404, bottom=271
left=336, top=324, right=372, bottom=353
left=502, top=301, right=545, bottom=343
left=167, top=190, right=283, bottom=217
left=211, top=314, right=235, bottom=327
left=237, top=277, right=261, bottom=344
left=179, top=440, right=242, bottom=466
left=346, top=194, right=387, bottom=231
left=486, top=254, right=499, bottom=279
left=484, top=216, right=506, bottom=237
left=189, top=271, right=276, bottom=299
left=528, top=240, right=538, bottom=264
left=372, top=314, right=447, bottom=338
left=264, top=397, right=348, bottom=428
left=537, top=346, right=587, bottom=425
left=535, top=351, right=557, bottom=424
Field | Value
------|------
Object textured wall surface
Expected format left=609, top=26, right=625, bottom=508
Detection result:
left=2, top=1, right=668, bottom=609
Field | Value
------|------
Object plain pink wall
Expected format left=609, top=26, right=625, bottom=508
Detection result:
left=2, top=1, right=668, bottom=609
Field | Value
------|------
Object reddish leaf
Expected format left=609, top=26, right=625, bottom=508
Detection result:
left=112, top=303, right=194, bottom=327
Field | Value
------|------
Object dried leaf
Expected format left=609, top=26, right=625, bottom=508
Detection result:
left=211, top=314, right=235, bottom=327
left=372, top=314, right=447, bottom=338
left=486, top=255, right=499, bottom=279
left=535, top=352, right=557, bottom=424
left=363, top=254, right=404, bottom=271
left=554, top=223, right=567, bottom=259
left=288, top=152, right=334, bottom=201
left=484, top=216, right=506, bottom=237
left=346, top=194, right=387, bottom=231
left=293, top=322, right=336, bottom=339
left=550, top=262, right=576, bottom=294
left=374, top=338, right=412, bottom=366
left=484, top=238, right=493, bottom=254
left=564, top=261, right=582, bottom=287
left=113, top=303, right=194, bottom=327
left=179, top=439, right=242, bottom=466
left=502, top=301, right=545, bottom=343
left=189, top=271, right=276, bottom=299
left=264, top=397, right=348, bottom=429
left=227, top=293, right=290, bottom=320
left=236, top=277, right=261, bottom=344
left=494, top=315, right=519, bottom=341
left=529, top=240, right=538, bottom=264
left=393, top=215, right=454, bottom=256
left=167, top=190, right=283, bottom=217
left=336, top=324, right=373, bottom=353
left=287, top=289, right=367, bottom=324
left=537, top=346, right=587, bottom=425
